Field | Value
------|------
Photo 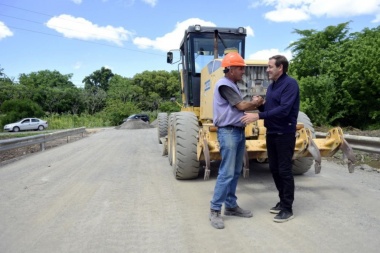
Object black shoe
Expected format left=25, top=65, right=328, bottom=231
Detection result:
left=224, top=206, right=253, bottom=218
left=269, top=202, right=282, bottom=214
left=273, top=210, right=294, bottom=223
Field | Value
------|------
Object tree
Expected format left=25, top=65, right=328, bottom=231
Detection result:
left=63, top=87, right=85, bottom=115
left=0, top=83, right=33, bottom=109
left=287, top=22, right=380, bottom=128
left=19, top=70, right=75, bottom=89
left=0, top=99, right=44, bottom=127
left=298, top=75, right=343, bottom=126
left=107, top=74, right=133, bottom=103
left=288, top=22, right=351, bottom=78
left=338, top=26, right=380, bottom=128
left=17, top=70, right=77, bottom=114
left=83, top=67, right=114, bottom=92
left=131, top=70, right=180, bottom=111
left=158, top=100, right=181, bottom=113
left=38, top=87, right=66, bottom=114
left=0, top=66, right=16, bottom=108
left=84, top=87, right=107, bottom=114
left=103, top=99, right=139, bottom=125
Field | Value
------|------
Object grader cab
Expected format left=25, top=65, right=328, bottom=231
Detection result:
left=158, top=25, right=355, bottom=180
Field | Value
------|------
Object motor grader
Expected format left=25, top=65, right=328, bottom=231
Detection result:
left=158, top=24, right=355, bottom=180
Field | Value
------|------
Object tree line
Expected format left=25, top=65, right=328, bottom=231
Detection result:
left=0, top=67, right=181, bottom=127
left=0, top=22, right=379, bottom=130
left=288, top=22, right=379, bottom=129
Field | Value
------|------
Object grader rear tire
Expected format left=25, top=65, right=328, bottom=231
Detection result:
left=157, top=112, right=168, bottom=144
left=292, top=111, right=314, bottom=175
left=171, top=112, right=200, bottom=180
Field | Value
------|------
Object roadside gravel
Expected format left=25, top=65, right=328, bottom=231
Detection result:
left=0, top=126, right=379, bottom=253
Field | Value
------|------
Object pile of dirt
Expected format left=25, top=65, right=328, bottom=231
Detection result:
left=116, top=119, right=155, bottom=130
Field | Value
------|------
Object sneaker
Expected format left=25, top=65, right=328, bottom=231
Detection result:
left=273, top=210, right=294, bottom=223
left=209, top=210, right=225, bottom=229
left=269, top=202, right=282, bottom=214
left=224, top=206, right=253, bottom=218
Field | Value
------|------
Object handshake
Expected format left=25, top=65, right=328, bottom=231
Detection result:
left=240, top=95, right=264, bottom=125
left=252, top=95, right=265, bottom=107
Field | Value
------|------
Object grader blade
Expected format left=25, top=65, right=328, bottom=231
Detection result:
left=327, top=127, right=356, bottom=172
left=307, top=135, right=322, bottom=174
left=161, top=137, right=168, bottom=156
left=312, top=127, right=356, bottom=173
left=340, top=138, right=356, bottom=173
left=243, top=148, right=250, bottom=178
left=294, top=127, right=322, bottom=174
left=203, top=138, right=211, bottom=180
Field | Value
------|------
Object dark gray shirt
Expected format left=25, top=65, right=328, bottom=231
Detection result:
left=219, top=85, right=243, bottom=106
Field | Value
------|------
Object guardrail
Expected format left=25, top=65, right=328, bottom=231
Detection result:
left=0, top=127, right=86, bottom=153
left=1, top=128, right=378, bottom=155
left=316, top=132, right=380, bottom=154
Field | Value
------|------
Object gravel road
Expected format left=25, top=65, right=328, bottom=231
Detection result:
left=0, top=127, right=379, bottom=253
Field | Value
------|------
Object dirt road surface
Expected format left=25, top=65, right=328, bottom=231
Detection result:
left=1, top=127, right=379, bottom=253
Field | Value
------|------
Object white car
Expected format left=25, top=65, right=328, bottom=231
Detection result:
left=3, top=118, right=48, bottom=132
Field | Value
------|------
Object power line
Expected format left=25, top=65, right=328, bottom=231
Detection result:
left=0, top=13, right=41, bottom=25
left=0, top=3, right=56, bottom=18
left=5, top=25, right=164, bottom=56
left=0, top=12, right=141, bottom=49
left=0, top=3, right=173, bottom=85
left=0, top=4, right=165, bottom=57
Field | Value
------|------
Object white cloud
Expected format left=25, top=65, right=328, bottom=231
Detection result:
left=141, top=0, right=157, bottom=7
left=248, top=48, right=293, bottom=61
left=133, top=18, right=216, bottom=51
left=245, top=26, right=255, bottom=37
left=71, top=0, right=82, bottom=4
left=45, top=14, right=135, bottom=46
left=373, top=13, right=380, bottom=23
left=133, top=18, right=255, bottom=52
left=308, top=0, right=380, bottom=18
left=265, top=7, right=310, bottom=22
left=73, top=62, right=82, bottom=70
left=103, top=65, right=113, bottom=71
left=248, top=1, right=261, bottom=9
left=0, top=21, right=13, bottom=40
left=256, top=0, right=380, bottom=23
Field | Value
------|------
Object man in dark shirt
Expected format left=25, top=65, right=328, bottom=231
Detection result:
left=241, top=55, right=300, bottom=222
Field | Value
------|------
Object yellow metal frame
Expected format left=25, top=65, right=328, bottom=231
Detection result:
left=197, top=122, right=355, bottom=178
left=172, top=59, right=355, bottom=179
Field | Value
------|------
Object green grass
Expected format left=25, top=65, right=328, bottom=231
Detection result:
left=0, top=132, right=44, bottom=140
left=45, top=113, right=113, bottom=129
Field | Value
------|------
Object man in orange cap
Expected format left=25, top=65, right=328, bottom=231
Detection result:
left=209, top=52, right=264, bottom=229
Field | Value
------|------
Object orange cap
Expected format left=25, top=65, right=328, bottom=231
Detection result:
left=221, top=52, right=246, bottom=67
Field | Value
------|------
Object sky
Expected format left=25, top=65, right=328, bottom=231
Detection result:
left=0, top=0, right=379, bottom=88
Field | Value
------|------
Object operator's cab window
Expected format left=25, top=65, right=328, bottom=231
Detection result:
left=193, top=37, right=215, bottom=73
left=194, top=48, right=214, bottom=73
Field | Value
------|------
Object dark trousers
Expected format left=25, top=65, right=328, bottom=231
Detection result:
left=266, top=133, right=296, bottom=212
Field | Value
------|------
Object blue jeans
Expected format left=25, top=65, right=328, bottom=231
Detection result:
left=210, top=127, right=245, bottom=211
